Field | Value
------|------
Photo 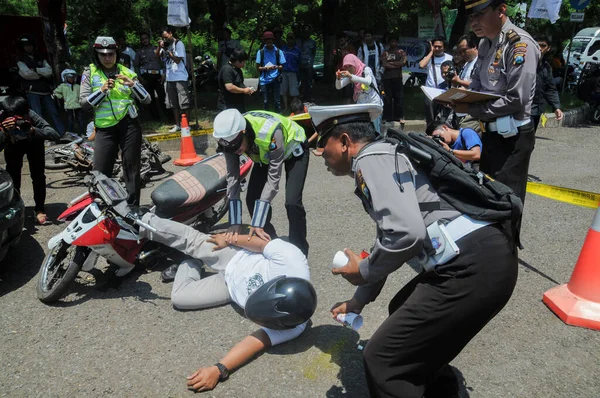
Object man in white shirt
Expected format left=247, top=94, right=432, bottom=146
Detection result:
left=157, top=26, right=191, bottom=133
left=419, top=36, right=453, bottom=124
left=135, top=212, right=314, bottom=392
left=448, top=32, right=481, bottom=132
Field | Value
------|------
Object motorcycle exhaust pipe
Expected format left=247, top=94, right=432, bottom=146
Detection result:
left=137, top=249, right=162, bottom=263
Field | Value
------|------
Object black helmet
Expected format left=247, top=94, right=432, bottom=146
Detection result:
left=245, top=276, right=317, bottom=330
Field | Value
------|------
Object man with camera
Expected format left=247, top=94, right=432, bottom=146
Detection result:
left=217, top=49, right=254, bottom=114
left=157, top=26, right=191, bottom=133
left=419, top=36, right=453, bottom=124
left=0, top=96, right=60, bottom=225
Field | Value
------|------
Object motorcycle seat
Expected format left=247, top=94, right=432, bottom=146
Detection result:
left=151, top=154, right=228, bottom=219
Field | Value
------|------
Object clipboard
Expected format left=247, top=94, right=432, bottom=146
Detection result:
left=421, top=86, right=501, bottom=104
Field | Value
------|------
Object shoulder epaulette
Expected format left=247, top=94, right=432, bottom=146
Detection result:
left=506, top=29, right=521, bottom=45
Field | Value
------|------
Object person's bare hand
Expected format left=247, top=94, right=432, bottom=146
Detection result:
left=207, top=234, right=229, bottom=251
left=101, top=79, right=115, bottom=92
left=555, top=108, right=564, bottom=121
left=331, top=248, right=367, bottom=285
left=160, top=74, right=166, bottom=84
left=186, top=366, right=220, bottom=392
left=330, top=297, right=365, bottom=319
left=248, top=227, right=271, bottom=242
left=225, top=225, right=242, bottom=244
left=0, top=117, right=17, bottom=131
left=116, top=74, right=135, bottom=87
left=339, top=70, right=352, bottom=79
left=244, top=87, right=254, bottom=95
left=440, top=140, right=450, bottom=151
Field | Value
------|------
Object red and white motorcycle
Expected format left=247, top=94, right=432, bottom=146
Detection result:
left=36, top=153, right=253, bottom=303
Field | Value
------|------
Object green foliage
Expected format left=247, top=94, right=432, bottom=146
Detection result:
left=0, top=0, right=38, bottom=16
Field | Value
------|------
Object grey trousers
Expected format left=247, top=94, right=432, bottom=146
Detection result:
left=141, top=213, right=238, bottom=310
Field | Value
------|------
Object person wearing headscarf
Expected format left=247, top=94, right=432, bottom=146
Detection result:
left=335, top=54, right=383, bottom=133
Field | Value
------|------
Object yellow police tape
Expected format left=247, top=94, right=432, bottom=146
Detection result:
left=526, top=182, right=600, bottom=209
left=145, top=128, right=214, bottom=143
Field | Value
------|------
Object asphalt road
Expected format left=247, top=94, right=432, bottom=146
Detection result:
left=1, top=125, right=600, bottom=397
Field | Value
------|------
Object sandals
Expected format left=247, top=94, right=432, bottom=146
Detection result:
left=35, top=211, right=49, bottom=225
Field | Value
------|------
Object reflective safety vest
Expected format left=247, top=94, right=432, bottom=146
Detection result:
left=89, top=64, right=137, bottom=128
left=244, top=111, right=306, bottom=165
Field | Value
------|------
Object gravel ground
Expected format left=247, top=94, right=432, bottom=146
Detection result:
left=1, top=125, right=599, bottom=397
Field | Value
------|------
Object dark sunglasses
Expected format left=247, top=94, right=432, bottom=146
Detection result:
left=219, top=131, right=245, bottom=152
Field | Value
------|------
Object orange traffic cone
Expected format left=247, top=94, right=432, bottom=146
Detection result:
left=173, top=114, right=203, bottom=166
left=543, top=207, right=600, bottom=330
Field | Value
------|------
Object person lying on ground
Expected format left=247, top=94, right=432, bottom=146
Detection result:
left=129, top=211, right=316, bottom=392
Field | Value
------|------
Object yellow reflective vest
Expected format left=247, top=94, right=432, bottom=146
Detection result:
left=89, top=64, right=137, bottom=128
left=244, top=111, right=306, bottom=165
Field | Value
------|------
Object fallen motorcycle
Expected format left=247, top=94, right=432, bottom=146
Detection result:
left=44, top=134, right=171, bottom=186
left=36, top=153, right=253, bottom=303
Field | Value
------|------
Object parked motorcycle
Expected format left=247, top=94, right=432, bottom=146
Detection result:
left=576, top=61, right=600, bottom=123
left=44, top=134, right=171, bottom=186
left=36, top=153, right=253, bottom=303
left=193, top=55, right=218, bottom=90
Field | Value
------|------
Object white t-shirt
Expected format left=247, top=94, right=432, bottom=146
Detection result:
left=224, top=239, right=311, bottom=346
left=460, top=58, right=477, bottom=82
left=164, top=40, right=188, bottom=82
left=425, top=53, right=453, bottom=88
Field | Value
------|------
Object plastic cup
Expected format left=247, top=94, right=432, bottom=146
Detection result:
left=336, top=312, right=364, bottom=331
left=330, top=250, right=349, bottom=269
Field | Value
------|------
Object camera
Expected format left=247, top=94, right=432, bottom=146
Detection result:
left=432, top=135, right=444, bottom=146
left=446, top=70, right=456, bottom=81
left=16, top=119, right=32, bottom=132
left=107, top=72, right=116, bottom=80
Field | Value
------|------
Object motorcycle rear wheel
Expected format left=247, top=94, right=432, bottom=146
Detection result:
left=37, top=243, right=89, bottom=303
left=44, top=145, right=71, bottom=170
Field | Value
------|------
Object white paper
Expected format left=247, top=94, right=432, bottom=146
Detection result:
left=420, top=86, right=446, bottom=101
left=264, top=62, right=275, bottom=68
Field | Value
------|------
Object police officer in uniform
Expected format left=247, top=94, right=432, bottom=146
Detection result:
left=308, top=103, right=518, bottom=397
left=80, top=36, right=151, bottom=205
left=134, top=32, right=167, bottom=122
left=452, top=0, right=539, bottom=205
left=213, top=109, right=310, bottom=255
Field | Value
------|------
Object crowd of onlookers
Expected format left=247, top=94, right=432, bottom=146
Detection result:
left=0, top=24, right=574, bottom=225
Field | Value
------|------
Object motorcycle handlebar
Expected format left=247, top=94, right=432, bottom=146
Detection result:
left=134, top=219, right=157, bottom=233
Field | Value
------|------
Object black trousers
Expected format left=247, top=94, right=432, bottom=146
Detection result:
left=383, top=77, right=405, bottom=121
left=93, top=116, right=142, bottom=205
left=141, top=74, right=167, bottom=121
left=480, top=122, right=535, bottom=204
left=531, top=114, right=541, bottom=134
left=363, top=224, right=517, bottom=398
left=4, top=137, right=46, bottom=212
left=245, top=148, right=310, bottom=255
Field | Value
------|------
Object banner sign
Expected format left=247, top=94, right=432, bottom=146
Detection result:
left=418, top=15, right=435, bottom=39
left=167, top=0, right=191, bottom=27
left=398, top=37, right=430, bottom=74
left=528, top=0, right=562, bottom=24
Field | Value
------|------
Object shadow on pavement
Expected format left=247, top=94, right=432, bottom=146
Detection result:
left=0, top=230, right=45, bottom=298
left=518, top=258, right=560, bottom=285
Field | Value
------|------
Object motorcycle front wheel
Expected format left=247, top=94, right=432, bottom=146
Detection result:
left=44, top=145, right=71, bottom=170
left=37, top=243, right=89, bottom=303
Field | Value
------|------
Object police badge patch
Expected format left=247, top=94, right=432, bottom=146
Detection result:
left=269, top=136, right=277, bottom=151
left=355, top=169, right=372, bottom=209
left=513, top=42, right=527, bottom=65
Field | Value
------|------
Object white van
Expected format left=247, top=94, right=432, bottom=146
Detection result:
left=563, top=27, right=600, bottom=67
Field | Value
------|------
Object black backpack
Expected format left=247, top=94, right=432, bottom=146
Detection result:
left=386, top=128, right=523, bottom=245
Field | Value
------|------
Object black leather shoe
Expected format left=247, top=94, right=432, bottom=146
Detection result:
left=160, top=264, right=179, bottom=283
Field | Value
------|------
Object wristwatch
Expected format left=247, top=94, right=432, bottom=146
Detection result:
left=215, top=362, right=229, bottom=381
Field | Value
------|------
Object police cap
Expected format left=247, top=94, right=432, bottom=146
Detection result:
left=463, top=0, right=502, bottom=15
left=307, top=104, right=382, bottom=146
left=93, top=36, right=118, bottom=53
